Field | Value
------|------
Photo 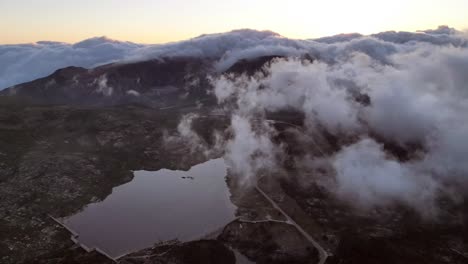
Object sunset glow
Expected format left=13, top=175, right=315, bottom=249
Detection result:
left=1, top=0, right=467, bottom=44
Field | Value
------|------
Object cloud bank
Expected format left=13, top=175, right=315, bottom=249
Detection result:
left=0, top=37, right=141, bottom=89
left=210, top=30, right=468, bottom=216
left=1, top=26, right=467, bottom=90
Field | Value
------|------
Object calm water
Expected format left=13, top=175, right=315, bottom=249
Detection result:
left=62, top=158, right=237, bottom=258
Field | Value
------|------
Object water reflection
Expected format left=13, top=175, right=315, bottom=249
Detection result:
left=63, top=158, right=236, bottom=258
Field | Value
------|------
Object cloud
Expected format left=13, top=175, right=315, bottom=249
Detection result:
left=371, top=30, right=467, bottom=46
left=3, top=26, right=467, bottom=90
left=95, top=75, right=113, bottom=97
left=164, top=113, right=226, bottom=159
left=127, top=29, right=311, bottom=72
left=313, top=33, right=363, bottom=44
left=209, top=35, right=468, bottom=216
left=0, top=37, right=141, bottom=89
left=332, top=138, right=437, bottom=215
left=224, top=114, right=280, bottom=186
left=313, top=25, right=466, bottom=46
left=419, top=25, right=459, bottom=35
left=213, top=58, right=362, bottom=135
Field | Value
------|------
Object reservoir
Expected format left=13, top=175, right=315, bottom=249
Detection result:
left=61, top=158, right=237, bottom=258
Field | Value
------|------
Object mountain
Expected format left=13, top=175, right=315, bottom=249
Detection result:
left=0, top=57, right=213, bottom=106
left=0, top=54, right=301, bottom=107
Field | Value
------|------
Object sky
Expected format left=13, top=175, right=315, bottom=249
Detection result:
left=1, top=0, right=468, bottom=44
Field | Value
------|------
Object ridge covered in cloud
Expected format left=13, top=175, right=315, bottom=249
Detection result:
left=0, top=37, right=141, bottom=89
left=1, top=26, right=467, bottom=90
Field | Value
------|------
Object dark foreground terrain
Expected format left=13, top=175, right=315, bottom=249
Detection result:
left=1, top=55, right=468, bottom=264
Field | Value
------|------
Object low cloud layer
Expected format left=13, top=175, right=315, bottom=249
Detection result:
left=210, top=29, right=468, bottom=216
left=1, top=26, right=467, bottom=90
left=0, top=37, right=141, bottom=89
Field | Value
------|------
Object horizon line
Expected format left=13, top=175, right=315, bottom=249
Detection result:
left=1, top=25, right=465, bottom=46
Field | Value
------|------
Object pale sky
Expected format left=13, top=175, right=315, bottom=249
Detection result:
left=1, top=0, right=467, bottom=44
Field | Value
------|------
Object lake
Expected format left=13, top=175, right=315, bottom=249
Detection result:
left=62, top=158, right=237, bottom=258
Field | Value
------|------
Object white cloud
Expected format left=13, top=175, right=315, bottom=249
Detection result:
left=0, top=37, right=141, bottom=89
left=213, top=58, right=362, bottom=135
left=332, top=138, right=437, bottom=215
left=2, top=26, right=467, bottom=90
left=209, top=35, right=468, bottom=216
left=126, top=90, right=140, bottom=96
left=224, top=114, right=279, bottom=186
left=95, top=75, right=113, bottom=97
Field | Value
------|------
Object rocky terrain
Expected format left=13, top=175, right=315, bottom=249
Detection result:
left=0, top=95, right=226, bottom=263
